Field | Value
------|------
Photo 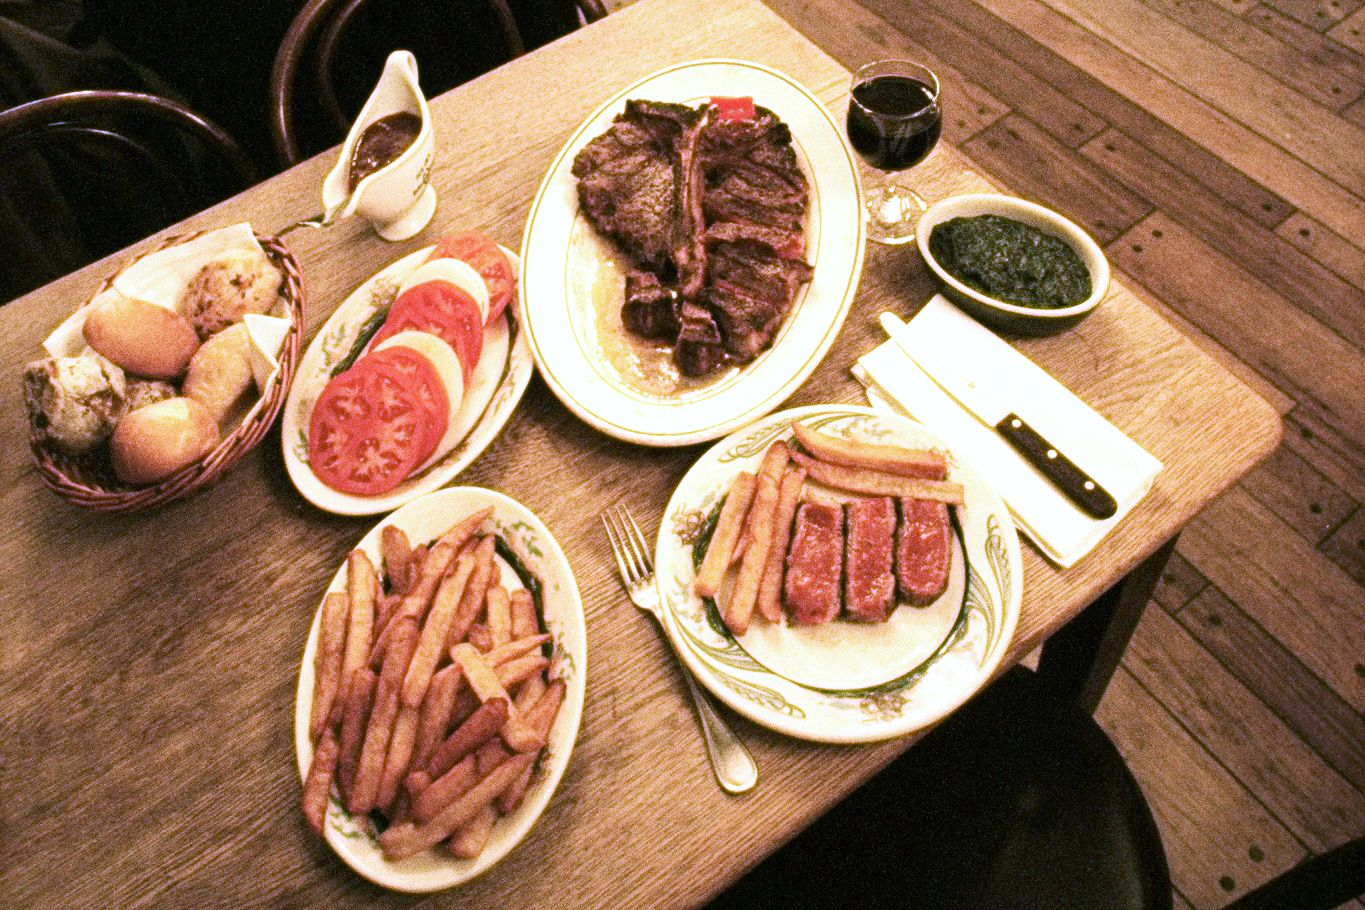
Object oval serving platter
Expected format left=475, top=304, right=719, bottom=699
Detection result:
left=654, top=404, right=1022, bottom=743
left=294, top=487, right=586, bottom=892
left=282, top=246, right=533, bottom=515
left=520, top=59, right=865, bottom=447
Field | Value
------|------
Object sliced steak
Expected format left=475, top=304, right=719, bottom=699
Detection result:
left=784, top=501, right=844, bottom=625
left=621, top=270, right=679, bottom=339
left=844, top=497, right=897, bottom=622
left=572, top=100, right=704, bottom=272
left=674, top=301, right=726, bottom=376
left=896, top=499, right=952, bottom=605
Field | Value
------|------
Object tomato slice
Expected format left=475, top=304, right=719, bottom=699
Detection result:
left=308, top=348, right=447, bottom=495
left=360, top=346, right=448, bottom=464
left=711, top=96, right=755, bottom=121
left=430, top=232, right=515, bottom=324
left=373, top=282, right=483, bottom=384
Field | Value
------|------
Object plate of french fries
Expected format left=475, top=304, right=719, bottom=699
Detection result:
left=654, top=404, right=1022, bottom=743
left=294, top=487, right=586, bottom=891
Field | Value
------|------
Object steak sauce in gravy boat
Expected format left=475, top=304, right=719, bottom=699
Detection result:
left=320, top=50, right=436, bottom=241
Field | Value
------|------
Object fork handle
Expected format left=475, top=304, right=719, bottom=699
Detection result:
left=678, top=666, right=759, bottom=794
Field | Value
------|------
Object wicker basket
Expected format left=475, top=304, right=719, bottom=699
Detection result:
left=30, top=232, right=305, bottom=512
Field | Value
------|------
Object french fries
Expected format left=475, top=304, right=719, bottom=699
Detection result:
left=448, top=805, right=497, bottom=858
left=791, top=422, right=948, bottom=479
left=381, top=526, right=412, bottom=596
left=302, top=727, right=340, bottom=834
left=497, top=680, right=566, bottom=815
left=790, top=451, right=964, bottom=504
left=694, top=471, right=757, bottom=597
left=496, top=654, right=549, bottom=688
left=412, top=665, right=461, bottom=771
left=756, top=467, right=806, bottom=623
left=350, top=617, right=418, bottom=814
left=309, top=592, right=348, bottom=742
left=303, top=509, right=566, bottom=866
left=446, top=536, right=496, bottom=649
left=337, top=668, right=377, bottom=794
left=756, top=439, right=790, bottom=484
left=425, top=697, right=510, bottom=780
left=381, top=753, right=535, bottom=861
left=486, top=586, right=511, bottom=646
left=509, top=589, right=538, bottom=639
left=726, top=472, right=779, bottom=636
left=401, top=555, right=474, bottom=709
left=330, top=551, right=376, bottom=727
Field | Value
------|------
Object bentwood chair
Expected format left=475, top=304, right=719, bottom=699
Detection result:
left=707, top=539, right=1365, bottom=910
left=0, top=90, right=256, bottom=302
left=269, top=0, right=608, bottom=168
left=709, top=662, right=1364, bottom=909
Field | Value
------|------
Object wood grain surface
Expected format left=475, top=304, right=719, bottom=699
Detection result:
left=0, top=0, right=1281, bottom=907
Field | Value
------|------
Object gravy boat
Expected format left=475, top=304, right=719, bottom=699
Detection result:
left=320, top=50, right=436, bottom=241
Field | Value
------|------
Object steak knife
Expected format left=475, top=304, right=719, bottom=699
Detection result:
left=879, top=313, right=1118, bottom=520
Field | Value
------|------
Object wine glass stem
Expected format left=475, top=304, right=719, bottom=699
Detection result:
left=865, top=177, right=928, bottom=244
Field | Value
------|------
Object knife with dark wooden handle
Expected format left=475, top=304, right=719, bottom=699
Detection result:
left=996, top=413, right=1117, bottom=519
left=879, top=312, right=1120, bottom=521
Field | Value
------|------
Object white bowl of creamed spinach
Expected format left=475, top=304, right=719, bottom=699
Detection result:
left=916, top=193, right=1109, bottom=334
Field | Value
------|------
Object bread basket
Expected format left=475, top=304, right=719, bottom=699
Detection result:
left=30, top=231, right=304, bottom=512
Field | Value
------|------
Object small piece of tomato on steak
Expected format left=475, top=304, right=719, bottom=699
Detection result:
left=710, top=96, right=756, bottom=121
left=431, top=231, right=516, bottom=324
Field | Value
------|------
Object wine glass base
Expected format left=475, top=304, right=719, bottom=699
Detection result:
left=864, top=183, right=925, bottom=245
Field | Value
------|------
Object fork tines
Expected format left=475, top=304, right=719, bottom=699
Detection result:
left=602, top=505, right=653, bottom=585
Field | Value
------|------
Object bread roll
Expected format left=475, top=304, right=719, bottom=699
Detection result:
left=83, top=293, right=200, bottom=379
left=23, top=352, right=128, bottom=455
left=183, top=323, right=253, bottom=424
left=181, top=249, right=284, bottom=338
left=125, top=378, right=177, bottom=411
left=110, top=397, right=218, bottom=485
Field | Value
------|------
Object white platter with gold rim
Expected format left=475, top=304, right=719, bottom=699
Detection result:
left=520, top=59, right=865, bottom=447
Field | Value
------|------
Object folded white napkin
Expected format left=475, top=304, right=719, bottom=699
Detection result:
left=852, top=296, right=1162, bottom=568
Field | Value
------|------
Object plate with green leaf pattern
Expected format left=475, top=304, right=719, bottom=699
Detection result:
left=655, top=404, right=1022, bottom=743
left=295, top=486, right=585, bottom=891
left=282, top=245, right=533, bottom=515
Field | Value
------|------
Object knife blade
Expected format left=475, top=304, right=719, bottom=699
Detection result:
left=879, top=313, right=1118, bottom=520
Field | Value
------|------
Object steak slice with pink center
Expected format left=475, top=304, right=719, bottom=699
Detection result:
left=784, top=501, right=844, bottom=625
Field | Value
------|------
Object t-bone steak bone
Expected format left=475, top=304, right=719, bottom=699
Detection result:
left=572, top=100, right=706, bottom=278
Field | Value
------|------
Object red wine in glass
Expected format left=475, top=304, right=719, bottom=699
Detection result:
left=847, top=61, right=942, bottom=243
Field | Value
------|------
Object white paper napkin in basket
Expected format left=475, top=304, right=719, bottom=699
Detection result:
left=852, top=296, right=1162, bottom=568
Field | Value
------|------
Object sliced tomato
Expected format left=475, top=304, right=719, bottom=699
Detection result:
left=711, top=96, right=756, bottom=121
left=361, top=346, right=448, bottom=463
left=308, top=349, right=447, bottom=495
left=430, top=231, right=515, bottom=324
left=373, top=282, right=483, bottom=383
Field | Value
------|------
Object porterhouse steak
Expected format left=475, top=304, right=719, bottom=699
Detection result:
left=573, top=100, right=811, bottom=376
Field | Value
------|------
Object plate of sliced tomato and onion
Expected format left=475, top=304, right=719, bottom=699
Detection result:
left=282, top=232, right=534, bottom=515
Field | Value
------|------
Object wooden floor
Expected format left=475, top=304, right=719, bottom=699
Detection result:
left=614, top=0, right=1365, bottom=906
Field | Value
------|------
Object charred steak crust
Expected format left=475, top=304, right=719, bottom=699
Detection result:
left=896, top=499, right=953, bottom=605
left=622, top=270, right=679, bottom=339
left=572, top=99, right=813, bottom=377
left=572, top=100, right=704, bottom=271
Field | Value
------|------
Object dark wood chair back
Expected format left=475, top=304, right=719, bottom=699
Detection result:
left=0, top=90, right=256, bottom=303
left=269, top=0, right=607, bottom=168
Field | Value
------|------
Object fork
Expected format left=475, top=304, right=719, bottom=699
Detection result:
left=602, top=505, right=758, bottom=794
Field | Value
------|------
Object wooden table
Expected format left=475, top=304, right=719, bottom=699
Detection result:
left=0, top=0, right=1281, bottom=906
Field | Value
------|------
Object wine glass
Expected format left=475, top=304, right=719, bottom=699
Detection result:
left=846, top=60, right=943, bottom=245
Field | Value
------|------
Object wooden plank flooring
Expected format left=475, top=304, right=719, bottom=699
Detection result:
left=719, top=0, right=1364, bottom=905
